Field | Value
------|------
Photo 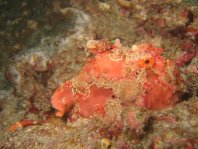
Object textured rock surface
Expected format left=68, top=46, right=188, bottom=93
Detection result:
left=0, top=0, right=198, bottom=148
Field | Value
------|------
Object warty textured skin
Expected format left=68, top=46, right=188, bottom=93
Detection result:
left=51, top=39, right=181, bottom=119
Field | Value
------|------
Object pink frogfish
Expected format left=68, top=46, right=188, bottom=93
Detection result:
left=51, top=39, right=181, bottom=118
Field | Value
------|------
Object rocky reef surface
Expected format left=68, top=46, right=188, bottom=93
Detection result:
left=0, top=0, right=197, bottom=148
